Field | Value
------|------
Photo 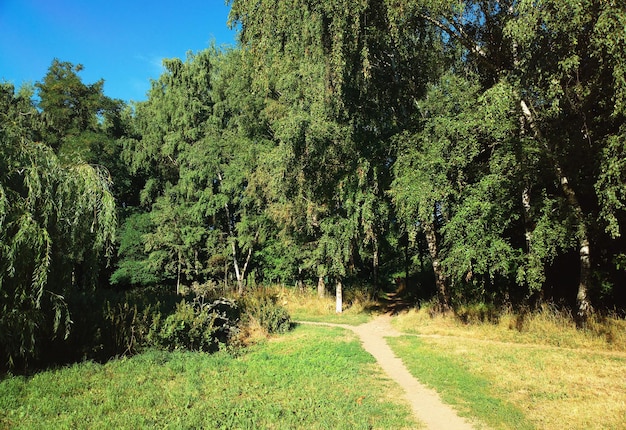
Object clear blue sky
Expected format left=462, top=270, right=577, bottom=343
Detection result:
left=0, top=0, right=237, bottom=102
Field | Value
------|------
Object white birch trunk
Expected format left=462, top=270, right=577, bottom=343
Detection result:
left=335, top=278, right=343, bottom=313
left=521, top=100, right=593, bottom=325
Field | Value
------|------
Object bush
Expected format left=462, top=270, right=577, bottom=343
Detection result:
left=152, top=298, right=240, bottom=352
left=240, top=290, right=292, bottom=334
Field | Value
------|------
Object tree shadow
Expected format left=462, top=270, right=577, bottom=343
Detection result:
left=365, top=288, right=419, bottom=316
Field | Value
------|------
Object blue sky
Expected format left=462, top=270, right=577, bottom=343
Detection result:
left=0, top=0, right=237, bottom=102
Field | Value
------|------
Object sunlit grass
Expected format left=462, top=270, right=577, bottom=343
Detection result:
left=0, top=325, right=418, bottom=429
left=391, top=304, right=626, bottom=351
left=389, top=335, right=626, bottom=430
left=388, top=336, right=533, bottom=430
left=388, top=304, right=626, bottom=430
left=278, top=286, right=375, bottom=325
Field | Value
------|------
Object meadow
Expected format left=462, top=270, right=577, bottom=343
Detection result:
left=288, top=290, right=626, bottom=430
left=2, top=288, right=625, bottom=430
left=0, top=324, right=417, bottom=429
left=389, top=306, right=626, bottom=430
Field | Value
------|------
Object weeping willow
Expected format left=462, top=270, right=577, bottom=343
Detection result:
left=0, top=84, right=116, bottom=368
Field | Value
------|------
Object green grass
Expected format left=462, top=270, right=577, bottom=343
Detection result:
left=389, top=334, right=626, bottom=430
left=0, top=325, right=417, bottom=429
left=388, top=336, right=535, bottom=430
left=290, top=308, right=373, bottom=325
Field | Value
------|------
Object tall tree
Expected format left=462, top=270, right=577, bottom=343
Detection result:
left=229, top=0, right=437, bottom=301
left=0, top=82, right=116, bottom=368
left=391, top=0, right=626, bottom=321
left=118, top=48, right=273, bottom=293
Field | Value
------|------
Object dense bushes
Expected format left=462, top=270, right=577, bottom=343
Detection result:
left=1, top=286, right=292, bottom=373
left=239, top=290, right=292, bottom=334
left=152, top=298, right=240, bottom=352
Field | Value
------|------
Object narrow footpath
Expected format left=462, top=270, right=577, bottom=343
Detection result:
left=301, top=315, right=479, bottom=430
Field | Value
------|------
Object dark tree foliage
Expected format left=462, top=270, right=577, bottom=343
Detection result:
left=0, top=80, right=116, bottom=369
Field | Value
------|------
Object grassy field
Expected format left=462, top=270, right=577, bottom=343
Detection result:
left=3, top=289, right=626, bottom=430
left=0, top=325, right=417, bottom=430
left=285, top=292, right=626, bottom=430
left=389, top=307, right=626, bottom=430
left=279, top=287, right=375, bottom=325
left=391, top=304, right=626, bottom=351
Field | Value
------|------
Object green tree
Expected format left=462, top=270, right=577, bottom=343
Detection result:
left=230, top=0, right=438, bottom=303
left=0, top=82, right=116, bottom=368
left=118, top=48, right=273, bottom=293
left=390, top=0, right=626, bottom=322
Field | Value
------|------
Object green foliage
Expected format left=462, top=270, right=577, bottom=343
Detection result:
left=0, top=81, right=116, bottom=370
left=29, top=288, right=243, bottom=367
left=596, top=128, right=626, bottom=239
left=117, top=48, right=274, bottom=291
left=240, top=290, right=292, bottom=334
left=110, top=211, right=163, bottom=286
left=5, top=0, right=626, bottom=368
left=152, top=298, right=240, bottom=352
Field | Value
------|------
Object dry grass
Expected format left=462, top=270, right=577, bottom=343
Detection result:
left=276, top=286, right=376, bottom=325
left=392, top=304, right=626, bottom=352
left=391, top=335, right=626, bottom=430
left=389, top=305, right=626, bottom=430
left=261, top=288, right=626, bottom=429
left=233, top=316, right=271, bottom=347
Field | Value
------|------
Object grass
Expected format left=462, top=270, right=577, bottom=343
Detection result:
left=391, top=303, right=626, bottom=351
left=0, top=325, right=418, bottom=430
left=278, top=286, right=375, bottom=325
left=4, top=288, right=625, bottom=430
left=388, top=305, right=626, bottom=430
left=388, top=336, right=536, bottom=430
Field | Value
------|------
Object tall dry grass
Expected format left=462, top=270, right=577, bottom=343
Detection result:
left=268, top=285, right=376, bottom=325
left=392, top=302, right=626, bottom=352
left=388, top=302, right=626, bottom=430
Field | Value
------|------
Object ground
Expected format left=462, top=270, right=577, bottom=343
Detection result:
left=301, top=314, right=481, bottom=430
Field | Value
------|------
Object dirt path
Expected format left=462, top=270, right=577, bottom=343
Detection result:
left=301, top=315, right=478, bottom=430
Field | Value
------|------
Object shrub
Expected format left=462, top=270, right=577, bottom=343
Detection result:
left=152, top=298, right=240, bottom=352
left=240, top=290, right=292, bottom=334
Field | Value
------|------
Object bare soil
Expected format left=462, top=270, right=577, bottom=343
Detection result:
left=301, top=314, right=481, bottom=430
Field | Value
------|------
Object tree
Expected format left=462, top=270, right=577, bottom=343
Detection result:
left=390, top=0, right=626, bottom=322
left=0, top=82, right=116, bottom=368
left=117, top=48, right=273, bottom=293
left=229, top=0, right=438, bottom=303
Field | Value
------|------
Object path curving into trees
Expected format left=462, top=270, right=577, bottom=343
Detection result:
left=300, top=316, right=478, bottom=430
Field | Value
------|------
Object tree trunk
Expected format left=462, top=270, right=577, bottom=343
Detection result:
left=404, top=230, right=410, bottom=292
left=521, top=100, right=593, bottom=326
left=577, top=238, right=592, bottom=327
left=317, top=276, right=326, bottom=298
left=521, top=185, right=533, bottom=252
left=176, top=249, right=182, bottom=295
left=219, top=170, right=245, bottom=294
left=231, top=239, right=244, bottom=294
left=335, top=278, right=343, bottom=313
left=237, top=231, right=258, bottom=295
left=297, top=267, right=304, bottom=291
left=372, top=236, right=379, bottom=297
left=423, top=221, right=450, bottom=312
left=224, top=258, right=229, bottom=290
